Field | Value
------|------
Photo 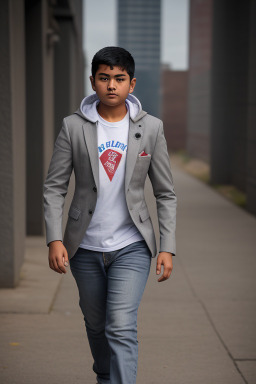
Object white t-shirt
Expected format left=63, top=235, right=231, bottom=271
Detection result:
left=79, top=103, right=144, bottom=252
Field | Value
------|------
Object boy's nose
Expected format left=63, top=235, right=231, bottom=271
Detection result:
left=107, top=79, right=116, bottom=90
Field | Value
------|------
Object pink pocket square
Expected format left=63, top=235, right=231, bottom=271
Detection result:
left=139, top=151, right=150, bottom=157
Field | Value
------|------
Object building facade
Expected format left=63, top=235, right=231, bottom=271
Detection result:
left=118, top=0, right=161, bottom=117
left=161, top=66, right=188, bottom=150
left=187, top=0, right=212, bottom=162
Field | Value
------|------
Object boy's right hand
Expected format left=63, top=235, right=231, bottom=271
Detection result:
left=48, top=241, right=69, bottom=274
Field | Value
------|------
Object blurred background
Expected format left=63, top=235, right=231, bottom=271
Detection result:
left=0, top=0, right=255, bottom=288
left=1, top=3, right=256, bottom=383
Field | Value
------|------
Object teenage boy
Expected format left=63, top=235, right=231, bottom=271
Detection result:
left=43, top=46, right=177, bottom=384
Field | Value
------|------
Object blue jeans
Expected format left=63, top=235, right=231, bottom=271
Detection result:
left=69, top=240, right=152, bottom=384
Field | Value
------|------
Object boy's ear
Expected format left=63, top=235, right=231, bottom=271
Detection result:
left=90, top=76, right=96, bottom=91
left=129, top=78, right=136, bottom=94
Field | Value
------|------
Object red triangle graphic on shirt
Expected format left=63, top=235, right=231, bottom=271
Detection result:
left=100, top=149, right=122, bottom=181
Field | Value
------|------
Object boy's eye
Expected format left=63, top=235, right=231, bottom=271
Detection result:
left=99, top=77, right=125, bottom=82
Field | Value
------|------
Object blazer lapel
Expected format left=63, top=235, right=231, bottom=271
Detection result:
left=82, top=121, right=99, bottom=191
left=125, top=119, right=143, bottom=192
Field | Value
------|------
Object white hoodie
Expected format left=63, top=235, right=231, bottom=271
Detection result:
left=79, top=93, right=144, bottom=252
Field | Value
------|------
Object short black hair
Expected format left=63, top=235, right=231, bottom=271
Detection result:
left=91, top=46, right=135, bottom=81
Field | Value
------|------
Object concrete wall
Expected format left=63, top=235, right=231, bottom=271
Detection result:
left=188, top=0, right=256, bottom=215
left=0, top=0, right=26, bottom=287
left=26, top=0, right=84, bottom=235
left=0, top=0, right=84, bottom=287
left=54, top=0, right=84, bottom=137
left=210, top=1, right=250, bottom=190
left=246, top=0, right=256, bottom=214
left=26, top=0, right=55, bottom=235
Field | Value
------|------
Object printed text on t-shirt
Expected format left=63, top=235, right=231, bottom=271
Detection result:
left=98, top=140, right=127, bottom=153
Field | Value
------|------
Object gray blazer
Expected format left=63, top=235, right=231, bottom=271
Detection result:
left=43, top=108, right=177, bottom=260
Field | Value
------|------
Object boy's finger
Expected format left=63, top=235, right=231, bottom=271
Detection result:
left=57, top=257, right=66, bottom=273
left=156, top=261, right=162, bottom=275
left=53, top=257, right=64, bottom=274
left=63, top=251, right=69, bottom=267
left=158, top=271, right=168, bottom=282
left=49, top=258, right=54, bottom=271
left=158, top=271, right=166, bottom=282
left=159, top=267, right=172, bottom=282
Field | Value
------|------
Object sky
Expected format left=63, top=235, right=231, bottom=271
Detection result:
left=83, top=0, right=189, bottom=95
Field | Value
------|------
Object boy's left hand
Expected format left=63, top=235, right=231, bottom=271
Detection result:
left=156, top=252, right=173, bottom=282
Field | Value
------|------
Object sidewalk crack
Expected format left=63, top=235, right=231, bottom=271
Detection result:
left=48, top=276, right=63, bottom=314
left=235, top=358, right=256, bottom=361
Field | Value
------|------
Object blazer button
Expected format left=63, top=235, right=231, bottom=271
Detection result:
left=88, top=209, right=93, bottom=215
left=135, top=132, right=141, bottom=139
left=93, top=186, right=97, bottom=192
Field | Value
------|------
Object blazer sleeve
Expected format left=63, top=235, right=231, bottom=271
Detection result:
left=148, top=120, right=177, bottom=255
left=43, top=118, right=73, bottom=246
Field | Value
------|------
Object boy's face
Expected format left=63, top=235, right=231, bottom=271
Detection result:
left=90, top=64, right=136, bottom=107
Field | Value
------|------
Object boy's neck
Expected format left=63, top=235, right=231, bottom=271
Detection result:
left=97, top=102, right=127, bottom=122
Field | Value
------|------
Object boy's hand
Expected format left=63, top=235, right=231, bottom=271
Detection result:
left=48, top=241, right=69, bottom=274
left=156, top=252, right=173, bottom=282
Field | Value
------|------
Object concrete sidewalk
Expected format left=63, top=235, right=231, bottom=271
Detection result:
left=1, top=163, right=256, bottom=384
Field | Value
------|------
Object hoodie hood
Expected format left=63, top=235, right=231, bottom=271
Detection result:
left=77, top=93, right=147, bottom=123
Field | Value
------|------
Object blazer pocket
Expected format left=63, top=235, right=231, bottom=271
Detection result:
left=138, top=154, right=151, bottom=159
left=68, top=206, right=81, bottom=220
left=137, top=154, right=151, bottom=172
left=139, top=206, right=150, bottom=222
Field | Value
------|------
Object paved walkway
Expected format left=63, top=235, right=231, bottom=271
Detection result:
left=1, top=162, right=256, bottom=384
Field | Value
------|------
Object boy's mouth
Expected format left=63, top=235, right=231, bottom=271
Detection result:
left=107, top=93, right=118, bottom=96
